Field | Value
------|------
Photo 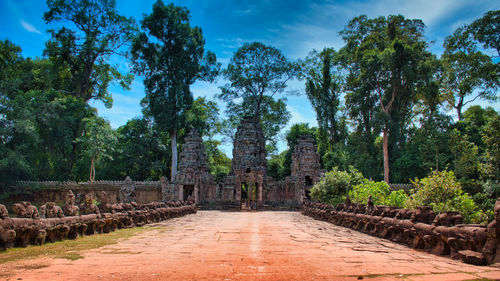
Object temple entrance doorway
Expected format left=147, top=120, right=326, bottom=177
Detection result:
left=183, top=185, right=194, bottom=201
left=240, top=182, right=257, bottom=211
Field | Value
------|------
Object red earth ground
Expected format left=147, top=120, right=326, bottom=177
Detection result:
left=1, top=211, right=499, bottom=281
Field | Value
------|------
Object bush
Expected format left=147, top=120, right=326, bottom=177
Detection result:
left=385, top=189, right=409, bottom=208
left=405, top=170, right=488, bottom=224
left=349, top=180, right=408, bottom=208
left=309, top=166, right=364, bottom=206
left=349, top=180, right=390, bottom=205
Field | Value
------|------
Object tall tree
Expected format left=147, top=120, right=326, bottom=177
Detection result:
left=43, top=0, right=137, bottom=106
left=131, top=1, right=219, bottom=181
left=219, top=42, right=296, bottom=148
left=340, top=15, right=434, bottom=183
left=43, top=0, right=137, bottom=175
left=300, top=48, right=346, bottom=146
left=75, top=116, right=117, bottom=182
left=441, top=25, right=498, bottom=121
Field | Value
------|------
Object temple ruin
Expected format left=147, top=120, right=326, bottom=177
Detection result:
left=171, top=116, right=324, bottom=209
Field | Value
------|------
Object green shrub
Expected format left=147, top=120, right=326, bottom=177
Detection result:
left=405, top=170, right=488, bottom=224
left=349, top=180, right=390, bottom=205
left=309, top=166, right=364, bottom=206
left=349, top=180, right=408, bottom=208
left=385, top=189, right=409, bottom=208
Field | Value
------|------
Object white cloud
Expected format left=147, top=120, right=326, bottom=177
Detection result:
left=19, top=20, right=41, bottom=34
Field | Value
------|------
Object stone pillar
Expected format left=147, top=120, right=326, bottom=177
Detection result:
left=236, top=181, right=241, bottom=201
left=194, top=185, right=199, bottom=203
left=179, top=185, right=184, bottom=201
left=258, top=179, right=263, bottom=204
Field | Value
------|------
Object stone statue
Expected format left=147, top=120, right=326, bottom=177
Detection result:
left=11, top=201, right=39, bottom=219
left=160, top=176, right=169, bottom=201
left=62, top=190, right=79, bottom=216
left=120, top=176, right=136, bottom=203
left=0, top=204, right=9, bottom=219
left=40, top=202, right=64, bottom=218
left=79, top=193, right=100, bottom=216
left=483, top=197, right=500, bottom=264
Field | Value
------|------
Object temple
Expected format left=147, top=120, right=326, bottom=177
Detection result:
left=171, top=116, right=324, bottom=209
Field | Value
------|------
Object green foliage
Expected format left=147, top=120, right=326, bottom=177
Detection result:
left=468, top=10, right=500, bottom=56
left=224, top=96, right=290, bottom=151
left=219, top=42, right=295, bottom=147
left=282, top=123, right=318, bottom=176
left=44, top=0, right=137, bottom=107
left=481, top=114, right=500, bottom=185
left=300, top=48, right=347, bottom=147
left=204, top=140, right=231, bottom=182
left=267, top=151, right=288, bottom=180
left=441, top=24, right=499, bottom=120
left=186, top=97, right=222, bottom=139
left=309, top=166, right=364, bottom=206
left=98, top=118, right=168, bottom=180
left=130, top=1, right=219, bottom=181
left=385, top=190, right=409, bottom=208
left=340, top=14, right=436, bottom=182
left=349, top=180, right=391, bottom=205
left=406, top=170, right=487, bottom=223
left=75, top=116, right=117, bottom=181
left=349, top=180, right=408, bottom=208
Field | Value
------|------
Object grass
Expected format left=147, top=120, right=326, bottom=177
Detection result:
left=0, top=225, right=160, bottom=264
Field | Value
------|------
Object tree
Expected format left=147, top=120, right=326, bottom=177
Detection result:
left=131, top=1, right=219, bottom=181
left=224, top=95, right=290, bottom=152
left=469, top=10, right=500, bottom=57
left=43, top=0, right=137, bottom=107
left=441, top=25, right=498, bottom=121
left=340, top=15, right=434, bottom=183
left=219, top=42, right=296, bottom=147
left=98, top=118, right=168, bottom=180
left=75, top=116, right=117, bottom=182
left=300, top=48, right=346, bottom=146
left=185, top=97, right=222, bottom=139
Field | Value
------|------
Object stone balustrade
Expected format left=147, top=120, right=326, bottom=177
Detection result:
left=302, top=199, right=500, bottom=265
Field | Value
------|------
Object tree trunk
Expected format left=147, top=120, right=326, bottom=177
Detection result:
left=383, top=127, right=390, bottom=183
left=90, top=155, right=95, bottom=182
left=170, top=131, right=178, bottom=182
left=456, top=94, right=464, bottom=121
left=457, top=106, right=463, bottom=121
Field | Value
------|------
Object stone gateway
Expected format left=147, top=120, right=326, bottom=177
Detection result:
left=170, top=117, right=324, bottom=210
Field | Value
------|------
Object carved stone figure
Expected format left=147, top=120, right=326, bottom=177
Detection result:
left=11, top=201, right=39, bottom=219
left=79, top=194, right=100, bottom=216
left=62, top=190, right=79, bottom=216
left=120, top=176, right=136, bottom=203
left=0, top=204, right=9, bottom=219
left=40, top=202, right=64, bottom=218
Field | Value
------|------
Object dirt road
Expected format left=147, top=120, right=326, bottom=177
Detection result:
left=1, top=211, right=499, bottom=280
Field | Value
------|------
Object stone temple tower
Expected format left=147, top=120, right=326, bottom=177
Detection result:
left=231, top=116, right=267, bottom=205
left=291, top=135, right=322, bottom=202
left=175, top=130, right=214, bottom=203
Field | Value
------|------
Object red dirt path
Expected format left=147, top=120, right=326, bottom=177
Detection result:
left=1, top=211, right=500, bottom=281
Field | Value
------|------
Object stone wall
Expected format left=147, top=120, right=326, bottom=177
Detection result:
left=4, top=180, right=163, bottom=206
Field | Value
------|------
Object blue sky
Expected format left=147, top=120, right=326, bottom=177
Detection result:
left=1, top=0, right=498, bottom=155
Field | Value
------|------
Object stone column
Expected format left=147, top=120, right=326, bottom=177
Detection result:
left=194, top=185, right=199, bottom=203
left=178, top=185, right=184, bottom=201
left=258, top=179, right=263, bottom=204
left=236, top=181, right=241, bottom=201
